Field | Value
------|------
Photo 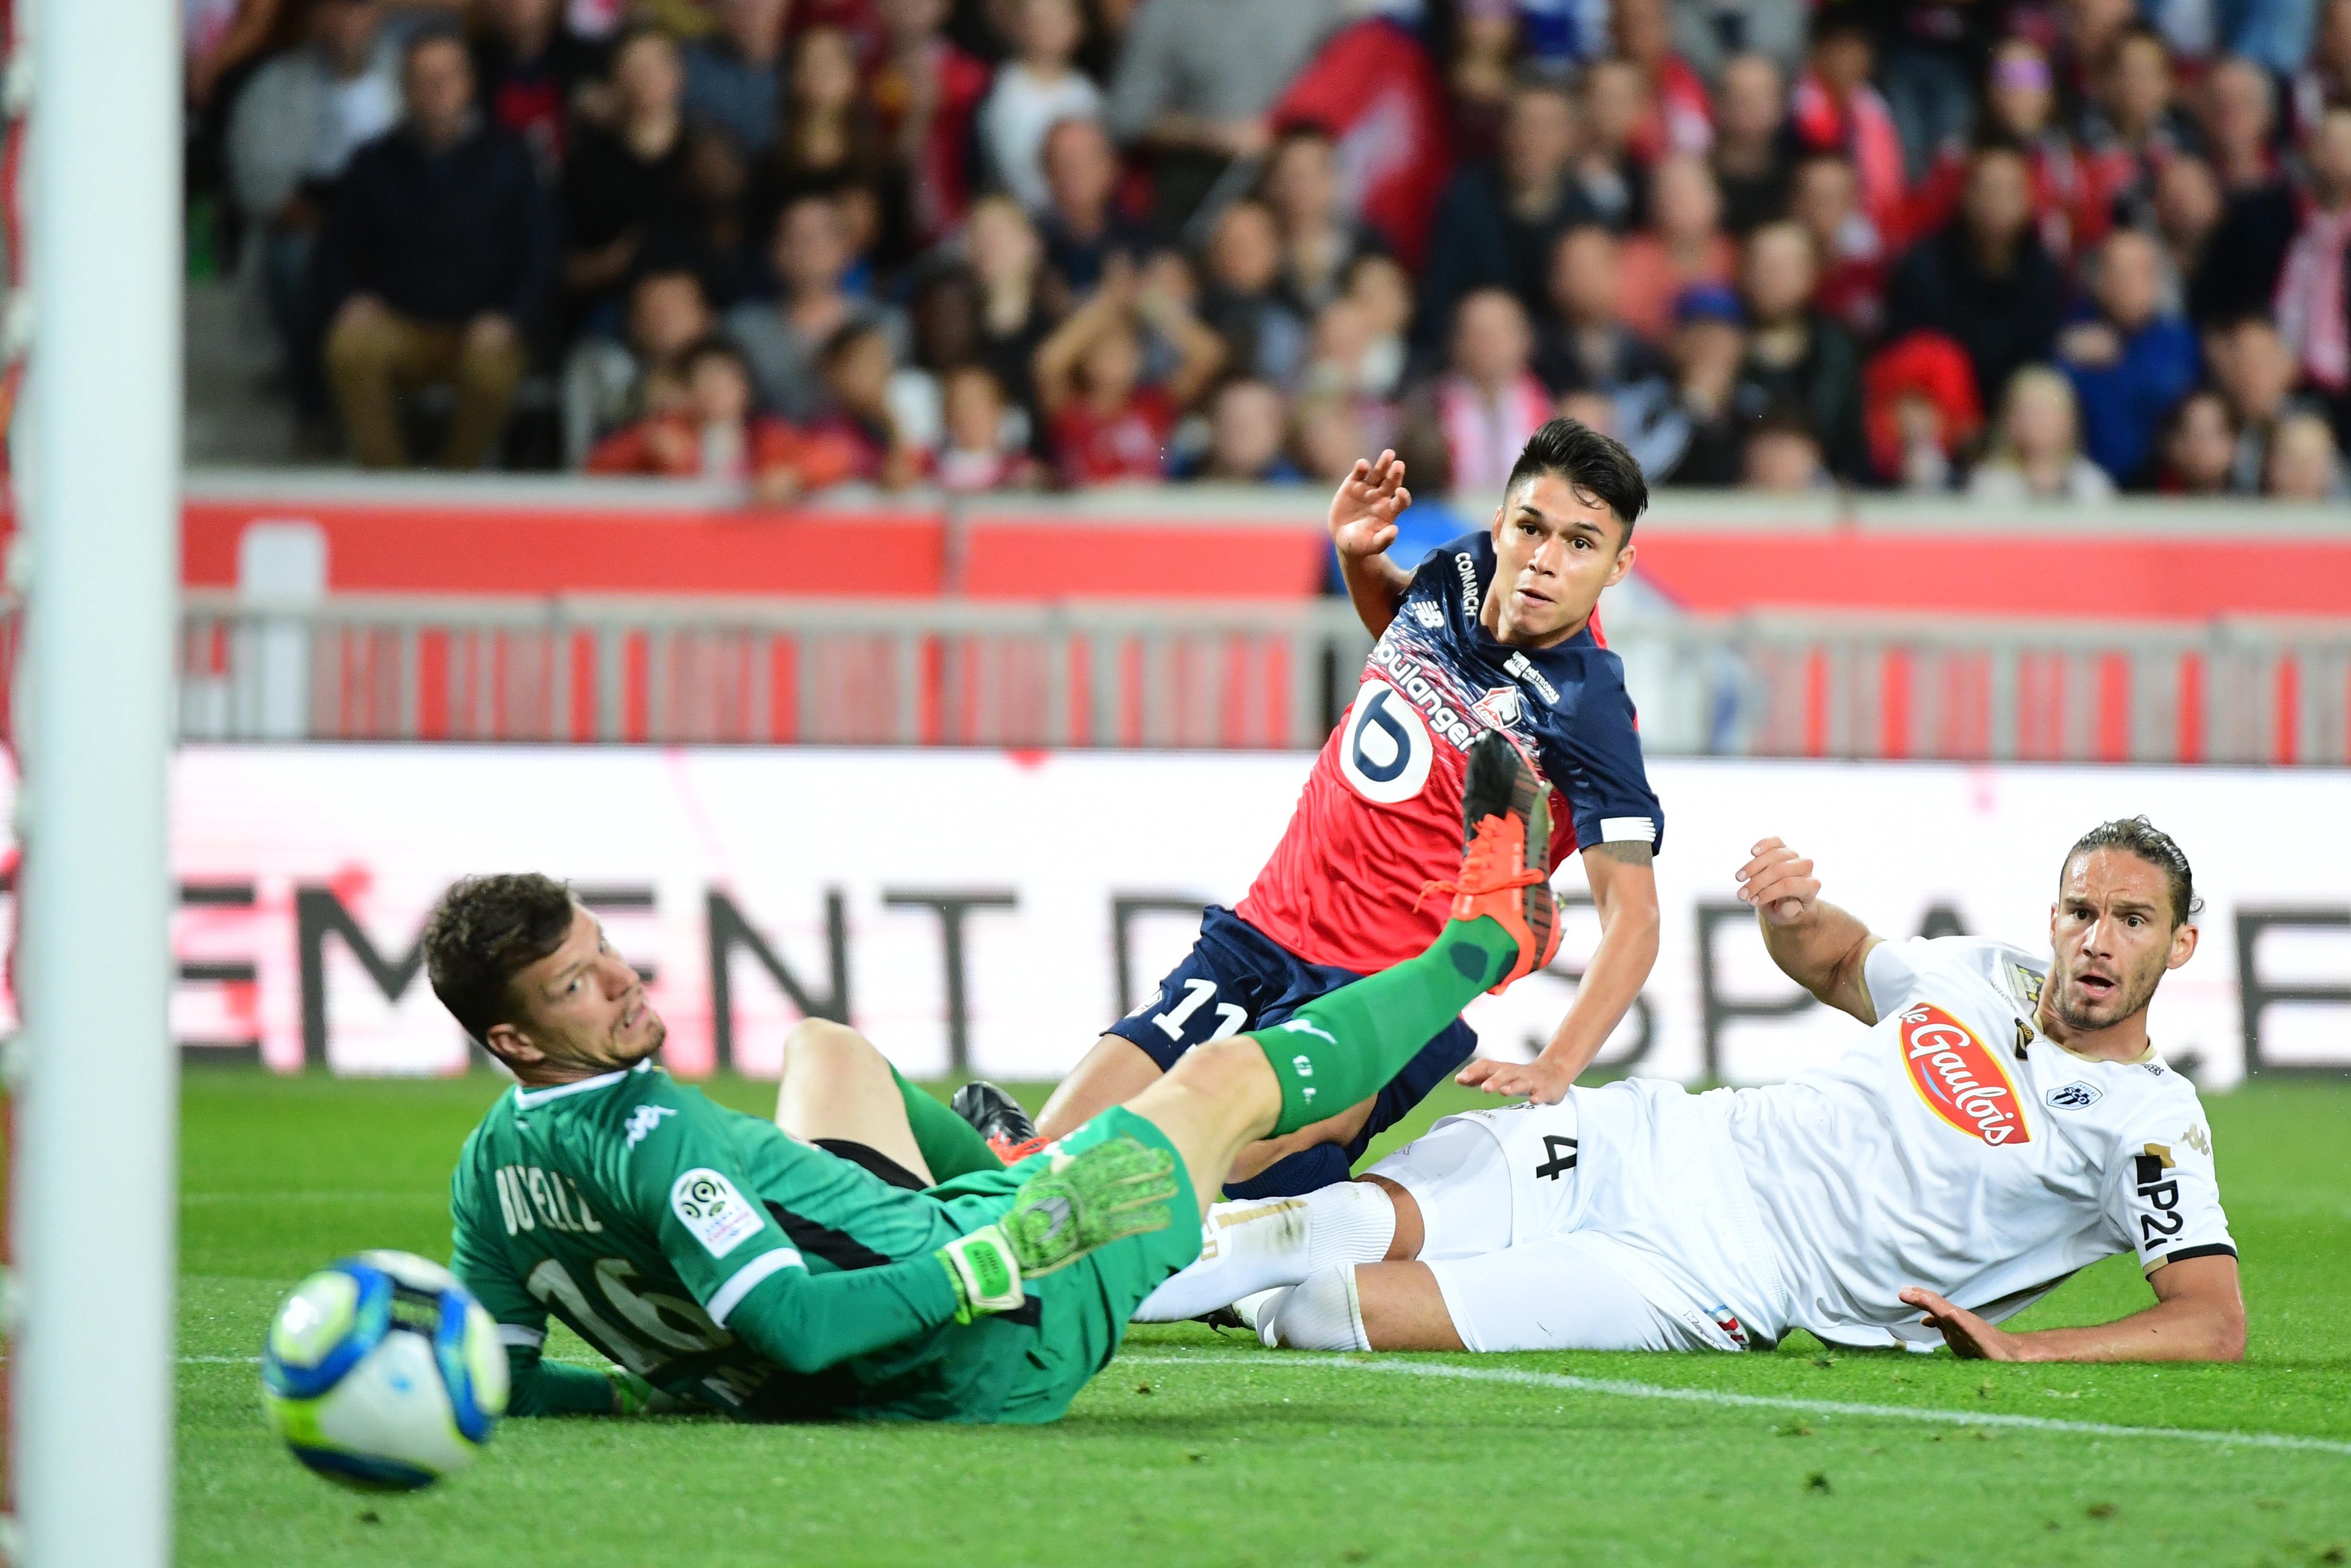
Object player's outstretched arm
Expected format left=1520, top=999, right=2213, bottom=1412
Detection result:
left=1738, top=837, right=1881, bottom=1024
left=1899, top=1254, right=2247, bottom=1362
left=1330, top=450, right=1416, bottom=638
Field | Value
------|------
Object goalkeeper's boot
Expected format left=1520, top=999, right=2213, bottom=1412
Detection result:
left=1418, top=730, right=1560, bottom=994
left=951, top=1079, right=1047, bottom=1164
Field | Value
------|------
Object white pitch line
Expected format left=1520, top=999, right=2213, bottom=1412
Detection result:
left=1118, top=1353, right=2351, bottom=1457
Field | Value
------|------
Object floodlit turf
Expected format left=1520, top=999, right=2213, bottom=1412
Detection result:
left=147, top=1069, right=2351, bottom=1566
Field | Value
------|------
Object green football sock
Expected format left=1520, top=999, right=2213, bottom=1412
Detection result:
left=890, top=1066, right=1007, bottom=1180
left=1251, top=916, right=1521, bottom=1134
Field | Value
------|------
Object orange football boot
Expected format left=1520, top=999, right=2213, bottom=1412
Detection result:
left=1417, top=731, right=1561, bottom=994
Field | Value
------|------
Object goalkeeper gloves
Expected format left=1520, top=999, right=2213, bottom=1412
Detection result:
left=936, top=1135, right=1182, bottom=1323
left=607, top=1370, right=683, bottom=1416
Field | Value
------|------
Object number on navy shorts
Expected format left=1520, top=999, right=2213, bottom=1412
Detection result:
left=1152, top=978, right=1248, bottom=1043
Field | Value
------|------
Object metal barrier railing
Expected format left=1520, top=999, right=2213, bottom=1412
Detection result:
left=169, top=592, right=2351, bottom=764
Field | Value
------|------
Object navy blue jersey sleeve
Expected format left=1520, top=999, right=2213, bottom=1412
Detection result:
left=1543, top=649, right=1665, bottom=857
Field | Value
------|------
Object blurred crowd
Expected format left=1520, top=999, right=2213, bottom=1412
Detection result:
left=185, top=0, right=2351, bottom=499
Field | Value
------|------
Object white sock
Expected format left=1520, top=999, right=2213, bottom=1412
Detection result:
left=1259, top=1265, right=1370, bottom=1351
left=1230, top=1287, right=1282, bottom=1334
left=1129, top=1182, right=1396, bottom=1323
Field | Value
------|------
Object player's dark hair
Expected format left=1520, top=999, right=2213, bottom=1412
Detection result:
left=1504, top=417, right=1650, bottom=542
left=2063, top=817, right=2202, bottom=927
left=423, top=874, right=578, bottom=1044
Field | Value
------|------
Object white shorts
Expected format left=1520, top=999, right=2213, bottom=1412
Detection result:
left=1367, top=1083, right=1786, bottom=1353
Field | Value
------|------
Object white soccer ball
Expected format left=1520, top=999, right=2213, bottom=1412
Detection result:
left=261, top=1249, right=510, bottom=1491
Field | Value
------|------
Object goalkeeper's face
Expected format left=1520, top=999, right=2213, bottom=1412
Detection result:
left=500, top=904, right=667, bottom=1078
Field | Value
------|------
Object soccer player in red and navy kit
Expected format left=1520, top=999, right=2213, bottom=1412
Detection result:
left=1030, top=419, right=1665, bottom=1200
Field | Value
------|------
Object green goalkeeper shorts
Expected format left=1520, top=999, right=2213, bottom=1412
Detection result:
left=923, top=1104, right=1202, bottom=1424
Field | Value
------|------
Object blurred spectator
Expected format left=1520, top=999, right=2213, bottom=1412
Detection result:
left=2291, top=0, right=2351, bottom=140
left=473, top=0, right=611, bottom=178
left=763, top=26, right=883, bottom=204
left=1193, top=379, right=1306, bottom=481
left=1877, top=0, right=1990, bottom=186
left=1419, top=75, right=1588, bottom=352
left=1037, top=118, right=1152, bottom=299
left=1576, top=59, right=1652, bottom=228
left=1958, top=38, right=2107, bottom=264
left=2274, top=104, right=2351, bottom=415
left=319, top=27, right=554, bottom=468
left=672, top=124, right=763, bottom=307
left=1663, top=282, right=1747, bottom=483
left=228, top=0, right=400, bottom=443
left=1734, top=220, right=1863, bottom=477
left=2152, top=154, right=2226, bottom=312
left=2079, top=26, right=2207, bottom=232
left=1447, top=1, right=1527, bottom=131
left=807, top=319, right=926, bottom=487
left=682, top=0, right=787, bottom=156
left=1430, top=288, right=1552, bottom=491
left=1616, top=0, right=1715, bottom=161
left=727, top=194, right=906, bottom=419
left=586, top=335, right=855, bottom=502
left=1968, top=365, right=2118, bottom=501
left=2228, top=0, right=2320, bottom=80
left=1742, top=410, right=1826, bottom=490
left=936, top=365, right=1041, bottom=490
left=562, top=29, right=692, bottom=324
left=1346, top=255, right=1415, bottom=400
left=1264, top=127, right=1387, bottom=317
left=1105, top=0, right=1343, bottom=228
left=872, top=0, right=992, bottom=250
left=1711, top=53, right=1792, bottom=234
left=1863, top=331, right=1983, bottom=491
left=1293, top=391, right=1370, bottom=485
left=1035, top=257, right=1226, bottom=485
left=2155, top=386, right=2243, bottom=491
left=1619, top=154, right=1736, bottom=339
left=1886, top=141, right=2066, bottom=425
left=977, top=0, right=1103, bottom=214
left=562, top=266, right=712, bottom=464
left=2265, top=408, right=2350, bottom=495
left=1535, top=223, right=1675, bottom=395
left=1788, top=13, right=1904, bottom=245
left=2209, top=312, right=2321, bottom=486
left=964, top=195, right=1054, bottom=415
left=1792, top=152, right=1886, bottom=336
left=1201, top=199, right=1310, bottom=385
left=2194, top=56, right=2301, bottom=320
left=2056, top=0, right=2139, bottom=110
left=1672, top=0, right=1807, bottom=85
left=2059, top=228, right=2200, bottom=485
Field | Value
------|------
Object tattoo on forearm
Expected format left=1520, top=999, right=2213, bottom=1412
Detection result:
left=1596, top=841, right=1654, bottom=866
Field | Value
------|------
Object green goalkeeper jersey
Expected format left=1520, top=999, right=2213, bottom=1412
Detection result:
left=450, top=1060, right=1062, bottom=1423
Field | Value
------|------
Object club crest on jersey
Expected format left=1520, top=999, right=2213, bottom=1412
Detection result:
left=2045, top=1081, right=2103, bottom=1110
left=1471, top=686, right=1523, bottom=728
left=1897, top=1004, right=2031, bottom=1146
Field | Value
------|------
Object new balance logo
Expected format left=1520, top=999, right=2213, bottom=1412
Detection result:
left=1412, top=601, right=1445, bottom=628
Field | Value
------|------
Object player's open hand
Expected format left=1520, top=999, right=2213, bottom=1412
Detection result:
left=1900, top=1287, right=2026, bottom=1360
left=1329, top=450, right=1411, bottom=559
left=1455, top=1054, right=1575, bottom=1105
left=1736, top=838, right=1820, bottom=925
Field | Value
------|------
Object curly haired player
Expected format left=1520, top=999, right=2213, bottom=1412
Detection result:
left=1141, top=818, right=2246, bottom=1363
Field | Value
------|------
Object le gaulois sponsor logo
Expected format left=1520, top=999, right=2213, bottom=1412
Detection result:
left=1897, top=1003, right=2031, bottom=1146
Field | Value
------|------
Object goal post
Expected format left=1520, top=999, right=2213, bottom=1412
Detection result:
left=8, top=0, right=180, bottom=1561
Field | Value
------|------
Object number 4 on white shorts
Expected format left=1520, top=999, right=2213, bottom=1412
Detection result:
left=1154, top=978, right=1248, bottom=1043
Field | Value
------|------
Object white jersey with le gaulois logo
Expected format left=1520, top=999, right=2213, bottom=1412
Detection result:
left=1718, top=936, right=2237, bottom=1349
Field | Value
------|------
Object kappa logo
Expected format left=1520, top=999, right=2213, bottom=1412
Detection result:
left=1411, top=600, right=1446, bottom=628
left=1471, top=686, right=1523, bottom=728
left=623, top=1104, right=677, bottom=1147
left=1898, top=1004, right=2032, bottom=1146
left=2045, top=1081, right=2103, bottom=1110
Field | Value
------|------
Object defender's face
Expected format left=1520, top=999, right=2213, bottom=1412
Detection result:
left=1487, top=473, right=1635, bottom=647
left=502, top=904, right=666, bottom=1074
left=2044, top=849, right=2196, bottom=1034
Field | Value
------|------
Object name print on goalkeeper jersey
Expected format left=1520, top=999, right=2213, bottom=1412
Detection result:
left=1236, top=530, right=1666, bottom=976
left=449, top=1060, right=1009, bottom=1422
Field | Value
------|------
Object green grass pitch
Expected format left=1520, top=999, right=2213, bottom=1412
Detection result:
left=157, top=1069, right=2351, bottom=1566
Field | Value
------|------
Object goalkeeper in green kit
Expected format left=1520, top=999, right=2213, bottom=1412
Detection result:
left=436, top=733, right=1565, bottom=1425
